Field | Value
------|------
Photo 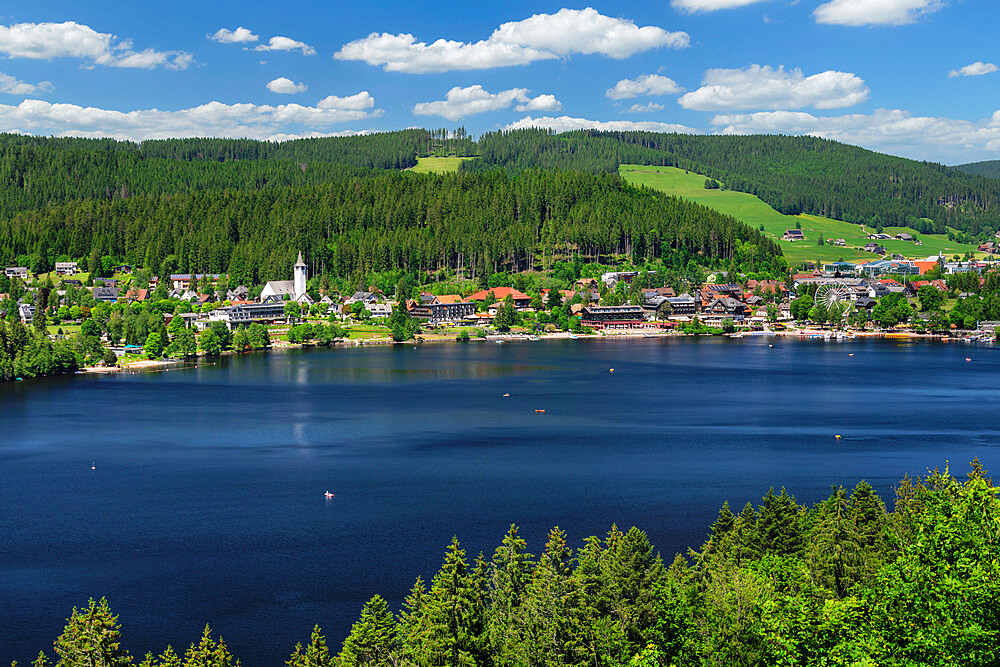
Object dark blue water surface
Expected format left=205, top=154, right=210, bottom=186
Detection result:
left=2, top=337, right=999, bottom=664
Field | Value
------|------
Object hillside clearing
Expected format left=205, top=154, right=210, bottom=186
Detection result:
left=408, top=156, right=471, bottom=174
left=620, top=165, right=980, bottom=265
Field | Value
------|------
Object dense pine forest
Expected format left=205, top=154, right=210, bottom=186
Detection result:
left=0, top=130, right=426, bottom=222
left=20, top=462, right=999, bottom=666
left=4, top=129, right=1000, bottom=281
left=955, top=159, right=1000, bottom=180
left=0, top=169, right=779, bottom=284
left=465, top=129, right=1000, bottom=236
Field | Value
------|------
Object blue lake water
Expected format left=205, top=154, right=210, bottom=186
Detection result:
left=2, top=337, right=999, bottom=664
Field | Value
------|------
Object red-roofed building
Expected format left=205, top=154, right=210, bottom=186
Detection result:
left=125, top=288, right=149, bottom=302
left=467, top=286, right=531, bottom=309
left=912, top=261, right=940, bottom=275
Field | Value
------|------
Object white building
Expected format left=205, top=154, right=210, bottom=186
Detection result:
left=260, top=251, right=313, bottom=304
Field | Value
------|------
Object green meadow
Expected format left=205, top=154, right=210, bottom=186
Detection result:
left=408, top=156, right=471, bottom=174
left=620, top=165, right=979, bottom=265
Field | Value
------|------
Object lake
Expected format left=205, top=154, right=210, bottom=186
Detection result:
left=2, top=337, right=998, bottom=664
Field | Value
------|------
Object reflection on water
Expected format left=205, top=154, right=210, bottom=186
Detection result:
left=1, top=337, right=999, bottom=666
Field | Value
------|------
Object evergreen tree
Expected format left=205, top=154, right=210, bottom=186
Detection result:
left=52, top=597, right=131, bottom=667
left=337, top=598, right=397, bottom=667
left=488, top=525, right=534, bottom=663
left=182, top=626, right=238, bottom=667
left=287, top=626, right=332, bottom=667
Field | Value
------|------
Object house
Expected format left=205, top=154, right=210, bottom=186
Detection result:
left=207, top=302, right=287, bottom=328
left=170, top=273, right=225, bottom=290
left=641, top=294, right=669, bottom=319
left=580, top=305, right=645, bottom=328
left=18, top=303, right=34, bottom=323
left=62, top=279, right=82, bottom=287
left=703, top=297, right=747, bottom=320
left=854, top=297, right=877, bottom=311
left=895, top=233, right=914, bottom=242
left=867, top=233, right=892, bottom=240
left=345, top=291, right=380, bottom=305
left=834, top=239, right=846, bottom=246
left=863, top=242, right=887, bottom=255
left=466, top=286, right=531, bottom=309
left=92, top=286, right=119, bottom=302
left=905, top=279, right=947, bottom=297
left=600, top=271, right=655, bottom=289
left=227, top=285, right=250, bottom=301
left=4, top=266, right=28, bottom=279
left=114, top=265, right=134, bottom=274
left=125, top=289, right=149, bottom=302
left=367, top=302, right=393, bottom=318
left=54, top=261, right=79, bottom=275
left=665, top=294, right=699, bottom=317
left=782, top=229, right=805, bottom=241
left=408, top=294, right=475, bottom=324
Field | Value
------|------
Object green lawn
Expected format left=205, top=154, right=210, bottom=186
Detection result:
left=47, top=324, right=82, bottom=335
left=620, top=165, right=980, bottom=265
left=346, top=324, right=391, bottom=339
left=408, top=156, right=471, bottom=174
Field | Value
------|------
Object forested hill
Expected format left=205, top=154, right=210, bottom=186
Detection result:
left=954, top=159, right=1000, bottom=179
left=0, top=169, right=780, bottom=284
left=464, top=129, right=1000, bottom=236
left=0, top=130, right=430, bottom=222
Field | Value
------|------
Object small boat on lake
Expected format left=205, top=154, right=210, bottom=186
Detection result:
left=534, top=409, right=546, bottom=413
left=324, top=491, right=335, bottom=498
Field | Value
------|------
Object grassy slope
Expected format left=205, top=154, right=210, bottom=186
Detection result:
left=620, top=165, right=979, bottom=265
left=408, top=156, right=471, bottom=174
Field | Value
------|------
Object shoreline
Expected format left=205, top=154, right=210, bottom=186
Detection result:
left=78, top=327, right=982, bottom=377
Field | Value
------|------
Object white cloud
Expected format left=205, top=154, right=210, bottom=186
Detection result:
left=209, top=27, right=259, bottom=44
left=266, top=77, right=308, bottom=94
left=413, top=85, right=560, bottom=121
left=710, top=108, right=1000, bottom=162
left=626, top=102, right=665, bottom=113
left=255, top=36, right=316, bottom=56
left=0, top=21, right=192, bottom=69
left=517, top=94, right=562, bottom=112
left=335, top=8, right=689, bottom=73
left=671, top=0, right=769, bottom=13
left=679, top=65, right=868, bottom=111
left=949, top=61, right=999, bottom=78
left=317, top=91, right=375, bottom=110
left=606, top=74, right=683, bottom=100
left=814, top=0, right=944, bottom=26
left=505, top=114, right=699, bottom=134
left=0, top=71, right=53, bottom=95
left=0, top=95, right=383, bottom=141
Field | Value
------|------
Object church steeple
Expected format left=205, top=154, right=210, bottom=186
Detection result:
left=293, top=251, right=307, bottom=299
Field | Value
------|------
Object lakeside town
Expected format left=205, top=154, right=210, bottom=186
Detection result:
left=4, top=246, right=1000, bottom=379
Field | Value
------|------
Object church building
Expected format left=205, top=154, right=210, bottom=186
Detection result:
left=260, top=252, right=313, bottom=304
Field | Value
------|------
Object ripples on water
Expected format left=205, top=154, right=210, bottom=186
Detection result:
left=1, top=337, right=998, bottom=665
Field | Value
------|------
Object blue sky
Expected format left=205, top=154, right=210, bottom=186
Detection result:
left=0, top=0, right=998, bottom=163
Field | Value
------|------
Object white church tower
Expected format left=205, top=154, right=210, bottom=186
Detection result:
left=293, top=251, right=307, bottom=299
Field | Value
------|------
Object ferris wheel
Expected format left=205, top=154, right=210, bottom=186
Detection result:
left=815, top=282, right=852, bottom=318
